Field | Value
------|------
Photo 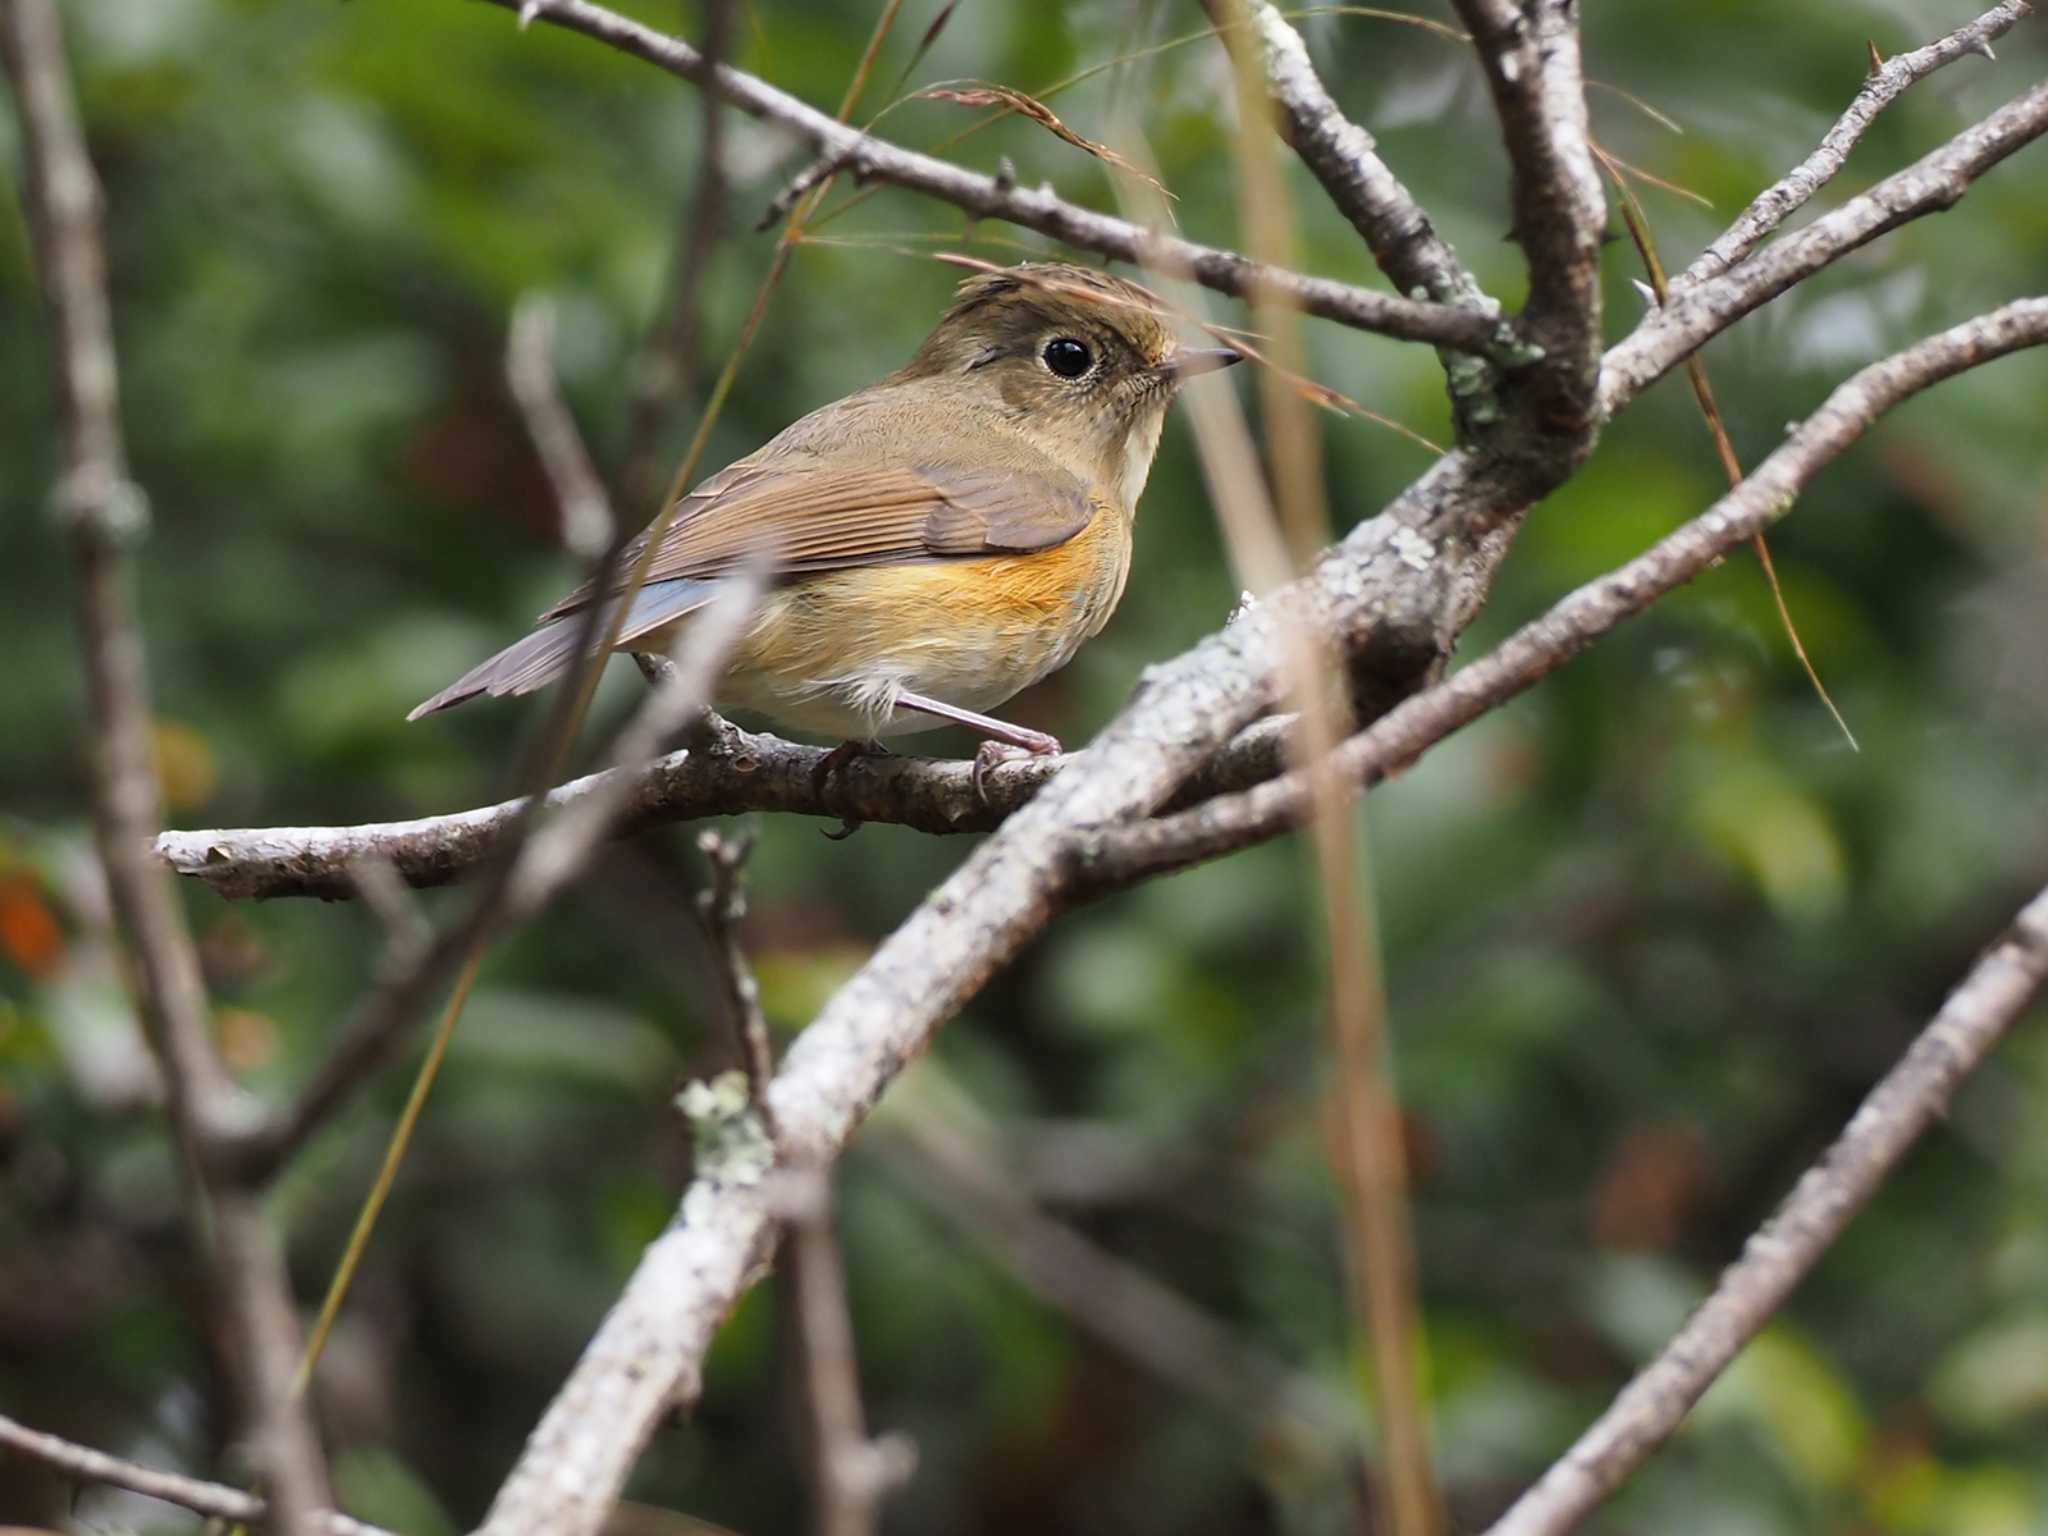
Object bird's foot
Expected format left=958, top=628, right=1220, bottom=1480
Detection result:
left=972, top=728, right=1061, bottom=808
left=812, top=738, right=890, bottom=839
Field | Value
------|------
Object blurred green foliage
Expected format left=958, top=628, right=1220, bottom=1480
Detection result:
left=3, top=0, right=2047, bottom=1532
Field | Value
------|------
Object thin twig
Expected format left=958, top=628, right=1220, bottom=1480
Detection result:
left=786, top=1173, right=914, bottom=1536
left=504, top=567, right=766, bottom=915
left=475, top=0, right=1511, bottom=356
left=1677, top=0, right=2034, bottom=290
left=0, top=1415, right=392, bottom=1536
left=272, top=579, right=764, bottom=1417
left=1595, top=145, right=1858, bottom=753
left=1483, top=880, right=2048, bottom=1536
left=758, top=147, right=854, bottom=231
left=0, top=4, right=331, bottom=1527
left=621, top=0, right=735, bottom=513
left=508, top=295, right=614, bottom=561
left=689, top=829, right=912, bottom=1530
left=695, top=828, right=776, bottom=1120
left=1602, top=78, right=2048, bottom=416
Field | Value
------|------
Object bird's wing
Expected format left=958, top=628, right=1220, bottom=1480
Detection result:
left=535, top=455, right=1097, bottom=624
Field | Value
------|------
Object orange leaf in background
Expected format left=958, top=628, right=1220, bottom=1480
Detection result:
left=911, top=82, right=1174, bottom=197
left=0, top=877, right=63, bottom=979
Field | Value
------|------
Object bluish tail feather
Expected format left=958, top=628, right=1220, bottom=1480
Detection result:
left=406, top=577, right=721, bottom=720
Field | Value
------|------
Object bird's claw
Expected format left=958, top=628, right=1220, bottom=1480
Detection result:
left=812, top=739, right=888, bottom=839
left=971, top=731, right=1061, bottom=807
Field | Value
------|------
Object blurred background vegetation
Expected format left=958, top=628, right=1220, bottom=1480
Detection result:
left=3, top=0, right=2047, bottom=1531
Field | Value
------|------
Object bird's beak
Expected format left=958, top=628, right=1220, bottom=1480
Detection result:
left=1161, top=347, right=1244, bottom=382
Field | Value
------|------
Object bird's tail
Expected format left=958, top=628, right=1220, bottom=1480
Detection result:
left=406, top=578, right=719, bottom=721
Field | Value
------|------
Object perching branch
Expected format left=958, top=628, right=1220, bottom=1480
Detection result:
left=151, top=711, right=1302, bottom=901
left=481, top=0, right=1509, bottom=356
left=1677, top=0, right=2034, bottom=291
left=0, top=1415, right=393, bottom=1536
left=0, top=2, right=331, bottom=1527
left=1083, top=297, right=2048, bottom=883
left=1481, top=879, right=2048, bottom=1536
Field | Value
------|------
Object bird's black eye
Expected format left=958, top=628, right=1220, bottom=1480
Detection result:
left=1042, top=337, right=1093, bottom=379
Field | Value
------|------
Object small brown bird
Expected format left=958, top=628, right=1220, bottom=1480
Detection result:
left=409, top=262, right=1240, bottom=769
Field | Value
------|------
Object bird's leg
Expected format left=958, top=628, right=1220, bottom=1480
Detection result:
left=812, top=737, right=890, bottom=840
left=893, top=690, right=1063, bottom=806
left=894, top=691, right=1062, bottom=754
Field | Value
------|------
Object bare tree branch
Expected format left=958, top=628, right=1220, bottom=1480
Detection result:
left=1676, top=0, right=2034, bottom=291
left=0, top=1415, right=393, bottom=1536
left=1603, top=79, right=2048, bottom=415
left=480, top=0, right=1510, bottom=355
left=151, top=712, right=1303, bottom=901
left=1482, top=880, right=2048, bottom=1536
left=1084, top=297, right=2048, bottom=882
left=0, top=3, right=331, bottom=1527
left=1203, top=0, right=1487, bottom=309
left=1449, top=0, right=1607, bottom=419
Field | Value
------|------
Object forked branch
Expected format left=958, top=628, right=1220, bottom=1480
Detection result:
left=1678, top=0, right=2034, bottom=289
left=1603, top=78, right=2048, bottom=413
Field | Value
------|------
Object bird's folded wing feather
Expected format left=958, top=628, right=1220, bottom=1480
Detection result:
left=536, top=457, right=1097, bottom=624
